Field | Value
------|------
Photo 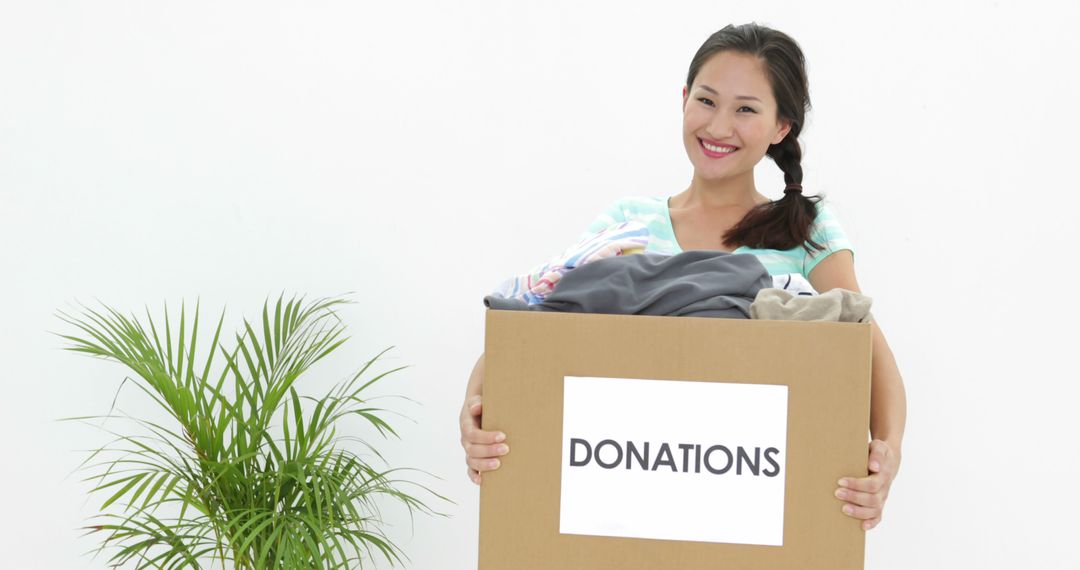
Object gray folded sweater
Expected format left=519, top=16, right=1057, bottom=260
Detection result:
left=484, top=251, right=771, bottom=319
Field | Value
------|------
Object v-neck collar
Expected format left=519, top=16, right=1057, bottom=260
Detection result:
left=663, top=196, right=747, bottom=254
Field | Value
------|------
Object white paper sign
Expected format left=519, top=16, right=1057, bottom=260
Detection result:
left=559, top=376, right=789, bottom=546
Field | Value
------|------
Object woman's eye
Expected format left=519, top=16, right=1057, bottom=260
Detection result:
left=696, top=98, right=756, bottom=113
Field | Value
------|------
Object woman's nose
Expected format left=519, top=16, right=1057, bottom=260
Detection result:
left=706, top=112, right=735, bottom=139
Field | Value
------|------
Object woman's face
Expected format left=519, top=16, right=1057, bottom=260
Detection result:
left=682, top=51, right=792, bottom=184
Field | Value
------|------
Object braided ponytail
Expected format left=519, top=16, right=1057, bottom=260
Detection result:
left=723, top=131, right=823, bottom=252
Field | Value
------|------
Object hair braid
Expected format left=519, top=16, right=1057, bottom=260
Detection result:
left=723, top=134, right=823, bottom=252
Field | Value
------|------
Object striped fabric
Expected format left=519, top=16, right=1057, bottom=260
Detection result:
left=577, top=196, right=855, bottom=279
left=493, top=221, right=651, bottom=304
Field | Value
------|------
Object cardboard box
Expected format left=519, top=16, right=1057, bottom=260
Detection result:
left=479, top=309, right=873, bottom=570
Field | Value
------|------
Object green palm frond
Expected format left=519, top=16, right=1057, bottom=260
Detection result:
left=58, top=294, right=448, bottom=569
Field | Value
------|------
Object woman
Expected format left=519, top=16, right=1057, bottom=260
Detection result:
left=459, top=23, right=906, bottom=532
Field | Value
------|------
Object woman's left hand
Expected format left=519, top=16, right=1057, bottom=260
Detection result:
left=834, top=439, right=900, bottom=531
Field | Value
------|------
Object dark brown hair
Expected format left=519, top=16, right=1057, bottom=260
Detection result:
left=686, top=23, right=823, bottom=253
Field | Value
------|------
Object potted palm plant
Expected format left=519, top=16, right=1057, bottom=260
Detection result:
left=58, top=294, right=444, bottom=569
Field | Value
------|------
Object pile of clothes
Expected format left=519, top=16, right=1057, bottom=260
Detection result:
left=485, top=223, right=871, bottom=324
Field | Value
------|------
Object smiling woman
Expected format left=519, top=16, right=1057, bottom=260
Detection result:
left=459, top=22, right=907, bottom=533
left=683, top=56, right=791, bottom=195
left=676, top=27, right=818, bottom=253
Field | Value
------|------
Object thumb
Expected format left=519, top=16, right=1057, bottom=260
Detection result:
left=868, top=439, right=889, bottom=472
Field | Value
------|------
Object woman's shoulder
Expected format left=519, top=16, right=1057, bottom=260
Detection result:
left=581, top=196, right=670, bottom=239
left=586, top=196, right=666, bottom=222
left=598, top=195, right=667, bottom=213
left=803, top=198, right=855, bottom=273
left=808, top=198, right=851, bottom=237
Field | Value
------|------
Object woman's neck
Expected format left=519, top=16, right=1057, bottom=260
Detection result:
left=672, top=171, right=770, bottom=210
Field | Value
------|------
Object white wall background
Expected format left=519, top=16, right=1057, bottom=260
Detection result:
left=2, top=0, right=1078, bottom=568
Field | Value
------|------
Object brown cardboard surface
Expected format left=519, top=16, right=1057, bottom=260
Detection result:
left=479, top=309, right=873, bottom=570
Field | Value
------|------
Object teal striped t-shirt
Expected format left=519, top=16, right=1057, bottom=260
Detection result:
left=577, top=196, right=854, bottom=280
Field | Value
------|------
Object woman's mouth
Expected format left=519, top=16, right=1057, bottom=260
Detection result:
left=699, top=138, right=738, bottom=158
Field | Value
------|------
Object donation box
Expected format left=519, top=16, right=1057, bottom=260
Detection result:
left=479, top=309, right=873, bottom=570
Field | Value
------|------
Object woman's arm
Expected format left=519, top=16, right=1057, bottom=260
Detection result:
left=866, top=321, right=907, bottom=457
left=809, top=249, right=907, bottom=530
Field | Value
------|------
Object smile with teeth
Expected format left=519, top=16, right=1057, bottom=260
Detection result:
left=700, top=139, right=738, bottom=153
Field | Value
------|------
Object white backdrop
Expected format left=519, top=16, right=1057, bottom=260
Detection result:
left=2, top=1, right=1078, bottom=568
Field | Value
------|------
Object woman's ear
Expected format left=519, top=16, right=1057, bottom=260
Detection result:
left=682, top=85, right=689, bottom=111
left=772, top=119, right=793, bottom=145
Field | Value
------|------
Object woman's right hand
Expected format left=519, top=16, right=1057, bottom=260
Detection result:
left=459, top=394, right=509, bottom=485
